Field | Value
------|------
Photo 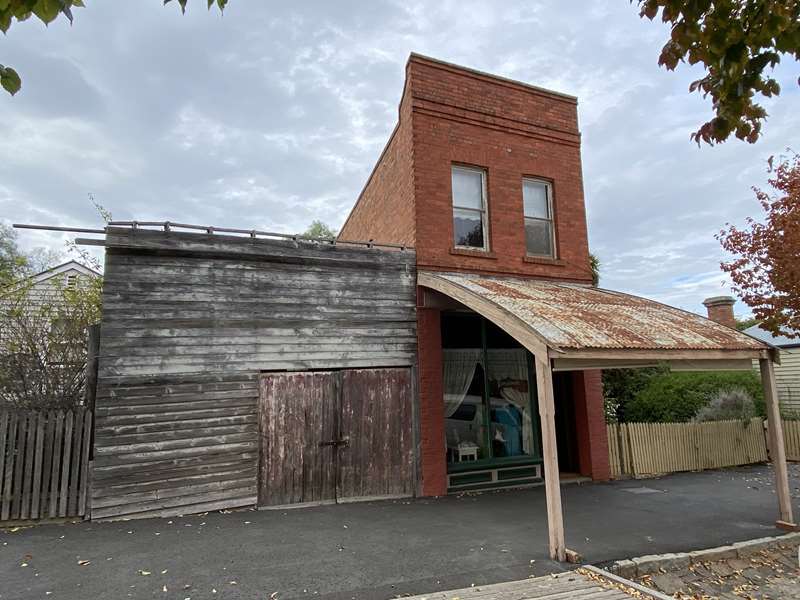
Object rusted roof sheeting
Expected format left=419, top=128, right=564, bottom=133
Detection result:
left=424, top=272, right=767, bottom=352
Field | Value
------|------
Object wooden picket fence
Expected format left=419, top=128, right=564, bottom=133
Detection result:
left=0, top=408, right=92, bottom=523
left=785, top=420, right=800, bottom=461
left=607, top=418, right=771, bottom=478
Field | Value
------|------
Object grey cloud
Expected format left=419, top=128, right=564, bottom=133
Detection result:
left=1, top=1, right=796, bottom=316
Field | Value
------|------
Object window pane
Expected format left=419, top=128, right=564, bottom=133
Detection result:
left=453, top=208, right=485, bottom=248
left=444, top=358, right=489, bottom=465
left=525, top=218, right=552, bottom=256
left=452, top=168, right=484, bottom=209
left=486, top=348, right=535, bottom=459
left=523, top=180, right=549, bottom=218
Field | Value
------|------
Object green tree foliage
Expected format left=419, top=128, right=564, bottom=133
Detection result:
left=0, top=275, right=102, bottom=409
left=1, top=0, right=228, bottom=95
left=735, top=316, right=760, bottom=331
left=623, top=370, right=764, bottom=422
left=0, top=223, right=28, bottom=285
left=602, top=366, right=667, bottom=423
left=303, top=220, right=337, bottom=239
left=635, top=1, right=800, bottom=145
left=588, top=252, right=600, bottom=286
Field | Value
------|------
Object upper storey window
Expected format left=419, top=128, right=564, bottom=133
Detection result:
left=451, top=166, right=489, bottom=250
left=523, top=178, right=555, bottom=257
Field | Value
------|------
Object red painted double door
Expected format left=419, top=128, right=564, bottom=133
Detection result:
left=258, top=368, right=414, bottom=507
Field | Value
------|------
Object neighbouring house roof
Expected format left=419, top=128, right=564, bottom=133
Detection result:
left=743, top=324, right=800, bottom=349
left=29, top=260, right=101, bottom=285
left=419, top=271, right=769, bottom=370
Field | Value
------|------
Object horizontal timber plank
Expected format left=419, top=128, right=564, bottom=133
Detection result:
left=94, top=415, right=258, bottom=437
left=93, top=495, right=257, bottom=521
left=92, top=465, right=256, bottom=498
left=94, top=432, right=256, bottom=456
left=95, top=424, right=258, bottom=445
left=91, top=485, right=257, bottom=520
left=98, top=356, right=416, bottom=378
left=92, top=441, right=258, bottom=468
left=92, top=454, right=256, bottom=484
left=95, top=397, right=257, bottom=416
left=94, top=406, right=255, bottom=426
left=91, top=477, right=256, bottom=509
left=97, top=379, right=258, bottom=398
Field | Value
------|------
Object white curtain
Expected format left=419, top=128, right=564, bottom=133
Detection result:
left=489, top=349, right=535, bottom=455
left=442, top=349, right=482, bottom=418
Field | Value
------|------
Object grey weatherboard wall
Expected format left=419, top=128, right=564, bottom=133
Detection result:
left=91, top=227, right=418, bottom=520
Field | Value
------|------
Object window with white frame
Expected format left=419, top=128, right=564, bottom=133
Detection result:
left=522, top=178, right=555, bottom=257
left=451, top=166, right=489, bottom=250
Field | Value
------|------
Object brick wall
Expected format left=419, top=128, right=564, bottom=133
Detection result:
left=572, top=370, right=610, bottom=481
left=408, top=55, right=592, bottom=282
left=338, top=80, right=415, bottom=246
left=338, top=54, right=606, bottom=495
left=416, top=301, right=448, bottom=496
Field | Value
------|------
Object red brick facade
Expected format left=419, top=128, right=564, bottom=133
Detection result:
left=340, top=54, right=607, bottom=495
left=340, top=54, right=594, bottom=283
left=416, top=300, right=448, bottom=496
left=572, top=370, right=611, bottom=481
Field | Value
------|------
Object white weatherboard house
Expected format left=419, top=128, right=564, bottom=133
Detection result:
left=744, top=324, right=800, bottom=413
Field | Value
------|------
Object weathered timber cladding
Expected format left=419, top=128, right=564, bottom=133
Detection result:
left=257, top=368, right=414, bottom=507
left=338, top=368, right=414, bottom=499
left=259, top=372, right=339, bottom=506
left=93, top=228, right=417, bottom=520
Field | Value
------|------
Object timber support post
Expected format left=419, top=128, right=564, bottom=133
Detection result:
left=759, top=357, right=796, bottom=529
left=535, top=355, right=566, bottom=561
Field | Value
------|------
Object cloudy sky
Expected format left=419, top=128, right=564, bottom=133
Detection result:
left=1, top=1, right=797, bottom=316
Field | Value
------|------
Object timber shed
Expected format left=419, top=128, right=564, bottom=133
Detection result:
left=91, top=226, right=418, bottom=520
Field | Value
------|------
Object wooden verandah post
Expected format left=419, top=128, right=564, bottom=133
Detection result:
left=535, top=355, right=566, bottom=561
left=759, top=357, right=796, bottom=528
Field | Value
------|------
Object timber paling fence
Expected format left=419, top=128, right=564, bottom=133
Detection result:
left=0, top=408, right=92, bottom=523
left=606, top=418, right=800, bottom=479
left=785, top=420, right=800, bottom=462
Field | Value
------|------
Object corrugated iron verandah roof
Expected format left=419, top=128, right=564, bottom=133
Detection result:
left=419, top=271, right=769, bottom=361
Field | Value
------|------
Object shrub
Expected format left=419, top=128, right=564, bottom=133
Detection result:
left=602, top=366, right=667, bottom=423
left=693, top=388, right=758, bottom=422
left=623, top=370, right=764, bottom=423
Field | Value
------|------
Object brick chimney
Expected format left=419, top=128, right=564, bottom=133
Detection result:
left=703, top=296, right=736, bottom=329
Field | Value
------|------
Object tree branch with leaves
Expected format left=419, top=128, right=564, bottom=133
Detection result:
left=1, top=0, right=228, bottom=95
left=635, top=0, right=800, bottom=145
left=717, top=152, right=800, bottom=337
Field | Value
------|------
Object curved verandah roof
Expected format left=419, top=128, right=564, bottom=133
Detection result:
left=418, top=271, right=771, bottom=370
left=419, top=271, right=792, bottom=562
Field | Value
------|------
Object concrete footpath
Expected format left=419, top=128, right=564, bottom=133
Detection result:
left=1, top=464, right=798, bottom=600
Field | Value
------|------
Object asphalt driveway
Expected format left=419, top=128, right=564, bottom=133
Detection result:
left=1, top=464, right=798, bottom=600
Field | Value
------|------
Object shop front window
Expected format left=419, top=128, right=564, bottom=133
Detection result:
left=441, top=313, right=539, bottom=469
